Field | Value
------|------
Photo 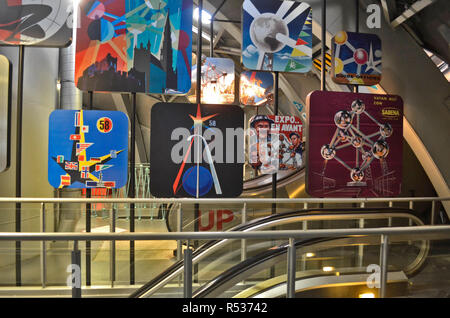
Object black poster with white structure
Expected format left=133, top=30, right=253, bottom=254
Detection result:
left=150, top=102, right=244, bottom=198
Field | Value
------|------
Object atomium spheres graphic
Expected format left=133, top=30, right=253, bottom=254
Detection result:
left=334, top=110, right=353, bottom=130
left=321, top=98, right=394, bottom=185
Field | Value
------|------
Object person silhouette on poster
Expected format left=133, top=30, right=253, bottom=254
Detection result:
left=249, top=115, right=278, bottom=174
left=288, top=132, right=303, bottom=169
left=0, top=1, right=52, bottom=43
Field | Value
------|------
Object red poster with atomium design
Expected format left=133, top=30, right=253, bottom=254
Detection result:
left=306, top=91, right=403, bottom=197
left=249, top=115, right=303, bottom=174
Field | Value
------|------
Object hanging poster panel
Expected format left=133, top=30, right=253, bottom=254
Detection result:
left=48, top=110, right=128, bottom=189
left=331, top=31, right=382, bottom=86
left=150, top=103, right=244, bottom=198
left=0, top=55, right=11, bottom=173
left=307, top=91, right=403, bottom=198
left=188, top=57, right=235, bottom=104
left=0, top=0, right=73, bottom=47
left=240, top=71, right=274, bottom=106
left=249, top=115, right=303, bottom=175
left=75, top=0, right=193, bottom=94
left=242, top=0, right=312, bottom=72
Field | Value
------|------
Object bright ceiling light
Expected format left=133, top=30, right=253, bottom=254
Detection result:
left=193, top=7, right=212, bottom=24
left=359, top=292, right=375, bottom=298
left=322, top=266, right=334, bottom=272
left=306, top=252, right=315, bottom=258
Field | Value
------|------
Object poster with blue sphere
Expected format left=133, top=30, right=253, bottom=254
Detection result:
left=150, top=103, right=244, bottom=198
left=48, top=110, right=128, bottom=189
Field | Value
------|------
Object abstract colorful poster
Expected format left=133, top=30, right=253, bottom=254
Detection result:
left=150, top=103, right=244, bottom=198
left=0, top=55, right=11, bottom=173
left=331, top=31, right=382, bottom=86
left=240, top=71, right=274, bottom=106
left=249, top=115, right=303, bottom=174
left=48, top=110, right=128, bottom=189
left=306, top=91, right=403, bottom=197
left=75, top=0, right=192, bottom=94
left=188, top=57, right=235, bottom=104
left=242, top=0, right=312, bottom=72
left=0, top=0, right=73, bottom=47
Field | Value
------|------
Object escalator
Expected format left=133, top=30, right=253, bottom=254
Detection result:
left=131, top=207, right=429, bottom=298
left=193, top=237, right=410, bottom=298
left=242, top=167, right=305, bottom=197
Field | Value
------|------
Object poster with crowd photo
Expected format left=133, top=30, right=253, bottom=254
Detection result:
left=48, top=110, right=128, bottom=189
left=242, top=0, right=312, bottom=73
left=0, top=0, right=73, bottom=47
left=306, top=91, right=403, bottom=198
left=331, top=31, right=382, bottom=86
left=249, top=115, right=303, bottom=174
left=188, top=56, right=235, bottom=104
left=239, top=71, right=274, bottom=107
left=150, top=103, right=244, bottom=198
left=75, top=0, right=193, bottom=94
left=0, top=55, right=11, bottom=173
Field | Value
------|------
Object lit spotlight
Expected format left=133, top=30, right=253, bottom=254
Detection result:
left=322, top=266, right=334, bottom=272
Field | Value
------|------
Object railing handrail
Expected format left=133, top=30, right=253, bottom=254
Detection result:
left=0, top=196, right=448, bottom=204
left=0, top=225, right=449, bottom=241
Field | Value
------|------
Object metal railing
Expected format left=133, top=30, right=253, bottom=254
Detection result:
left=1, top=196, right=448, bottom=226
left=0, top=225, right=450, bottom=298
left=0, top=196, right=449, bottom=298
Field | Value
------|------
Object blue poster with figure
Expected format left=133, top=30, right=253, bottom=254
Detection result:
left=48, top=110, right=128, bottom=189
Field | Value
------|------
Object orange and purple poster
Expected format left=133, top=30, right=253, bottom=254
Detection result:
left=75, top=0, right=192, bottom=94
left=306, top=91, right=403, bottom=197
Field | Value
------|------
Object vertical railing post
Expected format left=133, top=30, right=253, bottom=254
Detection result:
left=86, top=91, right=93, bottom=287
left=388, top=201, right=393, bottom=226
left=110, top=205, right=116, bottom=287
left=177, top=203, right=183, bottom=262
left=184, top=242, right=193, bottom=298
left=379, top=235, right=389, bottom=298
left=431, top=200, right=436, bottom=225
left=71, top=241, right=82, bottom=298
left=408, top=201, right=414, bottom=244
left=130, top=92, right=137, bottom=285
left=15, top=45, right=25, bottom=287
left=40, top=203, right=46, bottom=288
left=301, top=221, right=307, bottom=271
left=358, top=202, right=365, bottom=267
left=241, top=203, right=247, bottom=262
left=408, top=201, right=414, bottom=226
left=287, top=238, right=296, bottom=298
